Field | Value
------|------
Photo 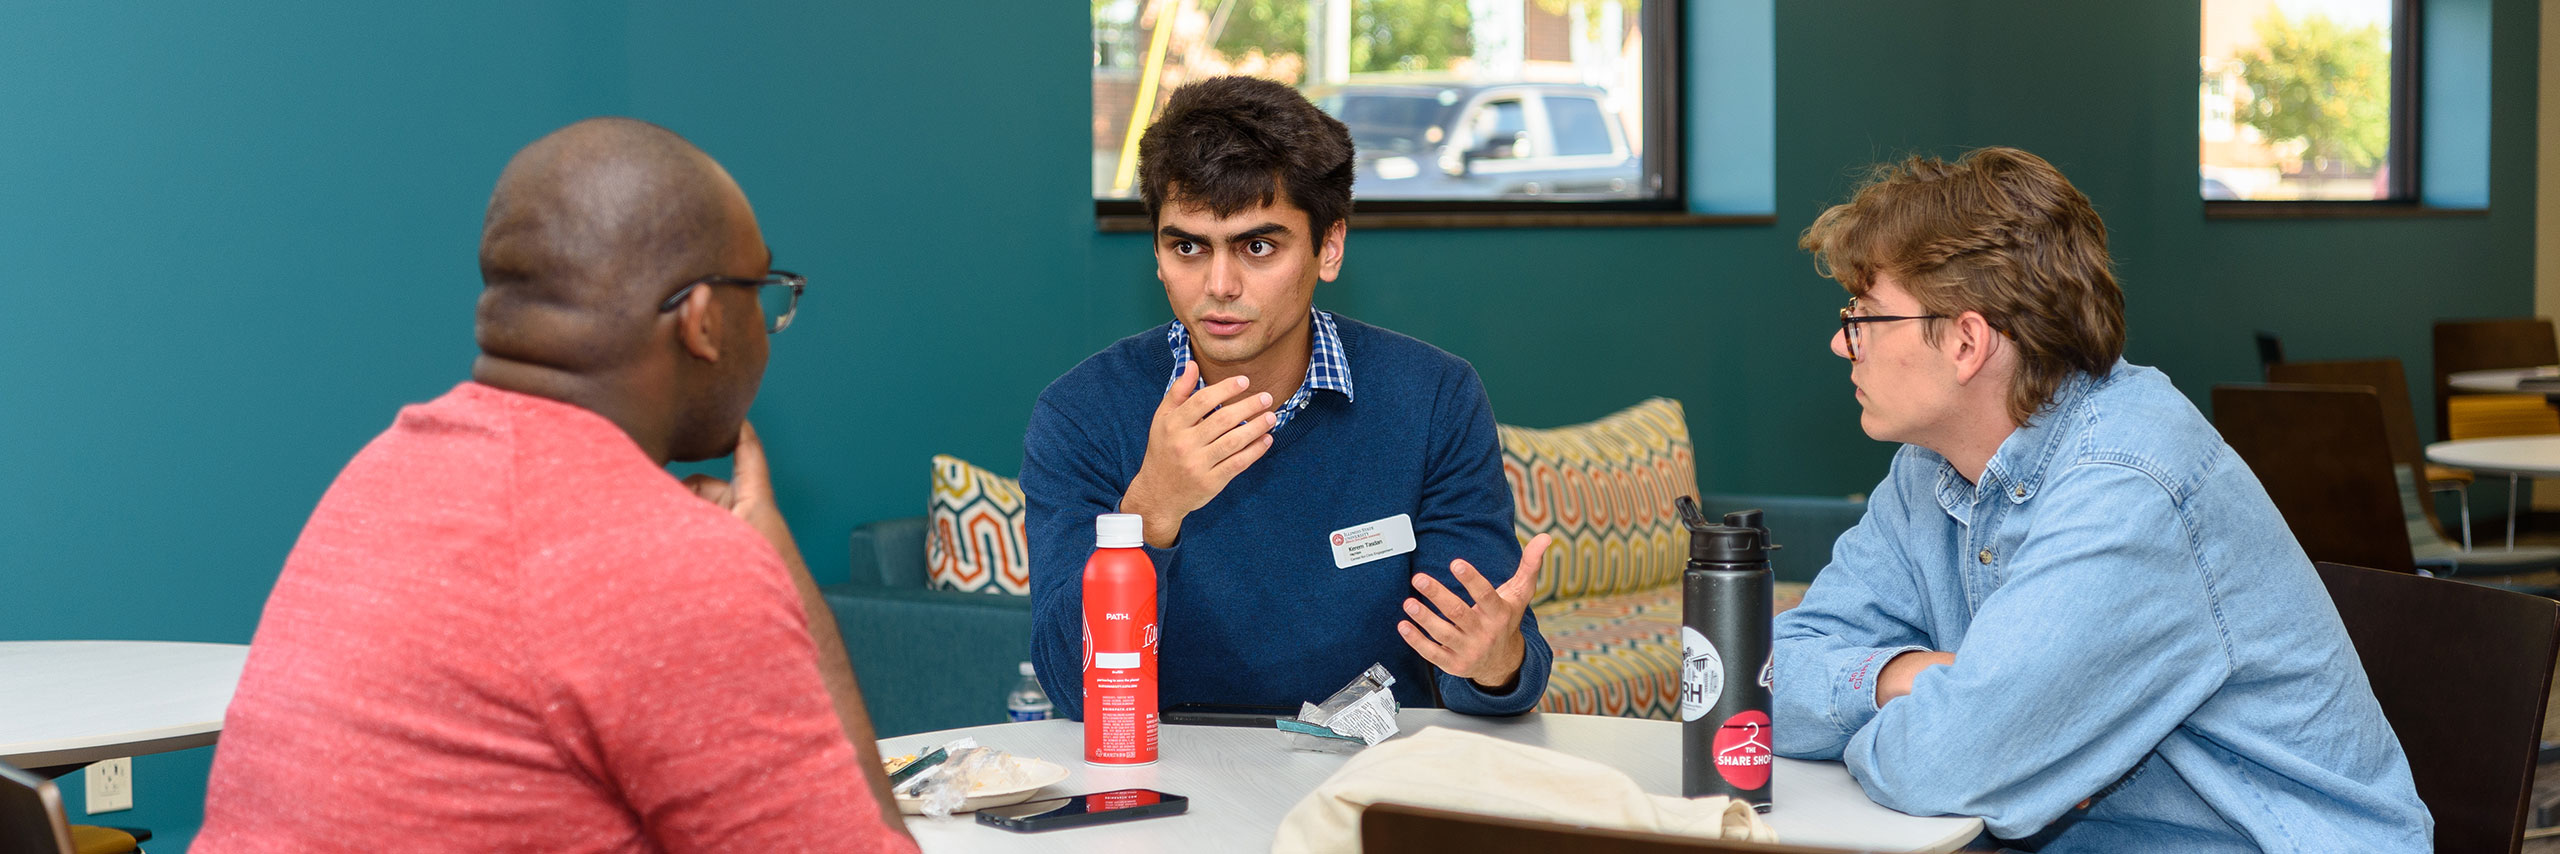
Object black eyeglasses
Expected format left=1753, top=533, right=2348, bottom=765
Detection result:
left=1838, top=300, right=1945, bottom=362
left=659, top=270, right=805, bottom=334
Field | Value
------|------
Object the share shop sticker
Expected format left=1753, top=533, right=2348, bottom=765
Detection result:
left=1714, top=710, right=1773, bottom=790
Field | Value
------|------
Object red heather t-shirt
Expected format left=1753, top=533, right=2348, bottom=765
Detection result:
left=198, top=383, right=913, bottom=854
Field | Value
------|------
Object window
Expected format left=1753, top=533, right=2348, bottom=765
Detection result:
left=1092, top=0, right=1679, bottom=220
left=2199, top=0, right=2412, bottom=202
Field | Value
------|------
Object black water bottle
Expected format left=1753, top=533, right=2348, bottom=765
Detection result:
left=1676, top=495, right=1774, bottom=809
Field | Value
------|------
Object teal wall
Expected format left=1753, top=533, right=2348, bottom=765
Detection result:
left=2, top=1, right=2539, bottom=847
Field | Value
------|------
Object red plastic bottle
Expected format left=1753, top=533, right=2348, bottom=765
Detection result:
left=1082, top=513, right=1159, bottom=766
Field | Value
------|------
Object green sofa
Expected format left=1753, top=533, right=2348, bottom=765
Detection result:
left=825, top=492, right=1867, bottom=738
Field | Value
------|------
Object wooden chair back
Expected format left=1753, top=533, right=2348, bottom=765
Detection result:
left=2211, top=384, right=2416, bottom=573
left=1359, top=802, right=1863, bottom=853
left=2447, top=394, right=2560, bottom=440
left=2266, top=359, right=2447, bottom=535
left=2266, top=359, right=2426, bottom=468
left=2434, top=318, right=2559, bottom=440
left=2315, top=561, right=2560, bottom=854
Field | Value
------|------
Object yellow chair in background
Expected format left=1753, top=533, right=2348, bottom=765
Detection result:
left=2448, top=394, right=2560, bottom=440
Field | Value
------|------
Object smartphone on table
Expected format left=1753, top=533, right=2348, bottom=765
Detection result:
left=975, top=788, right=1189, bottom=832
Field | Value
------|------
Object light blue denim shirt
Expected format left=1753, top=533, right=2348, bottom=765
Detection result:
left=1772, top=361, right=2430, bottom=852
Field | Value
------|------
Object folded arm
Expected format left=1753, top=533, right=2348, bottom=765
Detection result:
left=1842, top=464, right=2232, bottom=837
left=1772, top=454, right=1941, bottom=760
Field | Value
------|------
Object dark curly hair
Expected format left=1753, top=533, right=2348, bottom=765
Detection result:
left=1137, top=76, right=1355, bottom=251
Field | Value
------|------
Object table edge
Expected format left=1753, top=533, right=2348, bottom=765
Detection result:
left=2, top=730, right=220, bottom=769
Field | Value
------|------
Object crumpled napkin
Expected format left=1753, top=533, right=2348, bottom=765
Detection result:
left=1272, top=726, right=1778, bottom=853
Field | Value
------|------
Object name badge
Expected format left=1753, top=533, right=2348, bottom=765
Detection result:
left=1330, top=514, right=1417, bottom=569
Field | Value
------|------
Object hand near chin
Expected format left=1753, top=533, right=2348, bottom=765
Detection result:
left=683, top=420, right=799, bottom=562
left=1119, top=360, right=1279, bottom=547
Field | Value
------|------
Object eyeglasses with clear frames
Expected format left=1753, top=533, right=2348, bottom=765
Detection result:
left=659, top=270, right=805, bottom=334
left=1837, top=299, right=1946, bottom=362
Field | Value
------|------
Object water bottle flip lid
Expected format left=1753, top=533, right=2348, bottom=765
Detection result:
left=1674, top=496, right=1774, bottom=564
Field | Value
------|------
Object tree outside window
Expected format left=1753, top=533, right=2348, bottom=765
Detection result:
left=2199, top=0, right=2403, bottom=202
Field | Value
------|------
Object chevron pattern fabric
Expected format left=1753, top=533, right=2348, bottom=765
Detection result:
left=1536, top=582, right=1811, bottom=719
left=926, top=454, right=1031, bottom=595
left=1534, top=586, right=1684, bottom=718
left=1497, top=398, right=1698, bottom=605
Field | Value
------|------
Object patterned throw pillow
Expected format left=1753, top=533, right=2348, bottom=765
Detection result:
left=1497, top=398, right=1698, bottom=604
left=926, top=454, right=1031, bottom=595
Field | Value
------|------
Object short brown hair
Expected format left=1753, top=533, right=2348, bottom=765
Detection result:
left=1800, top=146, right=2124, bottom=425
left=1136, top=76, right=1355, bottom=250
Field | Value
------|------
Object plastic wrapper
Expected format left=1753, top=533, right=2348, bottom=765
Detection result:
left=1283, top=662, right=1401, bottom=753
left=893, top=737, right=1035, bottom=818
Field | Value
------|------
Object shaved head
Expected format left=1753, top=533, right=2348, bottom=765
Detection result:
left=468, top=117, right=774, bottom=465
left=475, top=117, right=745, bottom=371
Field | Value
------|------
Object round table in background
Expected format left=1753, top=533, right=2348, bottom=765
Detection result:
left=0, top=641, right=249, bottom=774
left=877, top=709, right=1982, bottom=853
left=2448, top=366, right=2560, bottom=394
left=2426, top=436, right=2560, bottom=549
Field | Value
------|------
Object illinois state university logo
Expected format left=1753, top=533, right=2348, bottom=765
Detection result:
left=1714, top=710, right=1772, bottom=790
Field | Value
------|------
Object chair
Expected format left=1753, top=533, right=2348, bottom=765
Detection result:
left=1359, top=802, right=1866, bottom=853
left=2315, top=561, right=2560, bottom=854
left=0, top=762, right=142, bottom=854
left=2213, top=384, right=2418, bottom=573
left=2212, top=384, right=2560, bottom=577
left=2448, top=394, right=2560, bottom=441
left=2254, top=330, right=2285, bottom=377
left=2265, top=359, right=2470, bottom=543
left=2433, top=318, right=2560, bottom=441
left=0, top=762, right=75, bottom=854
left=2447, top=394, right=2560, bottom=548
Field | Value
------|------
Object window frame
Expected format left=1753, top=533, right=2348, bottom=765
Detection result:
left=1093, top=0, right=1694, bottom=230
left=2202, top=0, right=2425, bottom=217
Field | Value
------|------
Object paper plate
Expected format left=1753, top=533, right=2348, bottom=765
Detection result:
left=895, top=756, right=1069, bottom=815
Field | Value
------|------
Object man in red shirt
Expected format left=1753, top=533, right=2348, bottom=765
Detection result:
left=197, top=118, right=915, bottom=853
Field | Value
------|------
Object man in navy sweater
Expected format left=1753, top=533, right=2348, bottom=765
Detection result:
left=1023, top=76, right=1554, bottom=720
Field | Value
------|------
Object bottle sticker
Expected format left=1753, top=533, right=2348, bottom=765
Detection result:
left=1759, top=655, right=1773, bottom=689
left=1680, top=626, right=1723, bottom=722
left=1714, top=710, right=1773, bottom=790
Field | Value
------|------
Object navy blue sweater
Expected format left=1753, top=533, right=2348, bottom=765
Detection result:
left=1022, top=316, right=1551, bottom=719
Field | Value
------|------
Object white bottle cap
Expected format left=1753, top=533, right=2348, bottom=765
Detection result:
left=1096, top=513, right=1144, bottom=548
left=1019, top=661, right=1037, bottom=677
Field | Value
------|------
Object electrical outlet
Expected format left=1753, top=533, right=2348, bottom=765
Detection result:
left=86, top=757, right=133, bottom=814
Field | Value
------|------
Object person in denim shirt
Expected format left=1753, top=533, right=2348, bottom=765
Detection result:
left=1772, top=147, right=2429, bottom=852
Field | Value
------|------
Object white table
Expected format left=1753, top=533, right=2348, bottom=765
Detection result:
left=2426, top=437, right=2560, bottom=549
left=878, top=709, right=1982, bottom=853
left=2448, top=366, right=2560, bottom=393
left=0, top=641, right=249, bottom=773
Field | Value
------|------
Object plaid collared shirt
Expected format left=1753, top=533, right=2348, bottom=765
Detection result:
left=1166, top=308, right=1354, bottom=430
